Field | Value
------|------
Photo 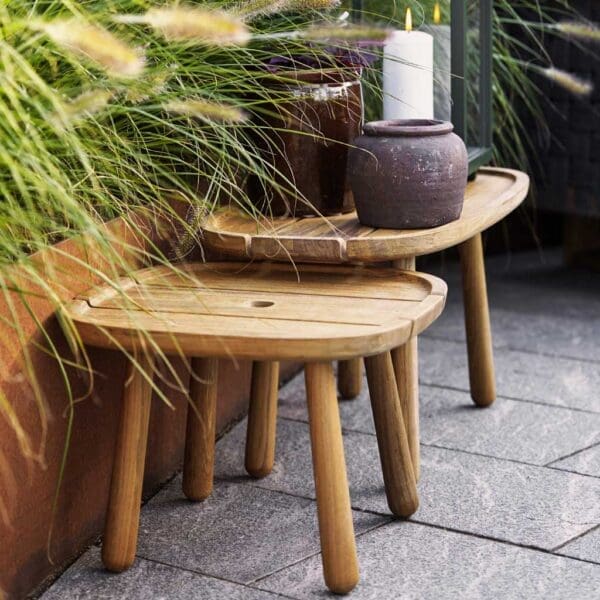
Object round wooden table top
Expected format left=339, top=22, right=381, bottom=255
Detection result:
left=201, top=168, right=529, bottom=263
left=64, top=262, right=446, bottom=361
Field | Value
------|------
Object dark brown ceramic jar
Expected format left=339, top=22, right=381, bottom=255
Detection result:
left=249, top=69, right=363, bottom=217
left=348, top=119, right=468, bottom=229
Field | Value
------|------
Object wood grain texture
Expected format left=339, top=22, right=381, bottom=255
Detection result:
left=459, top=233, right=496, bottom=407
left=364, top=352, right=419, bottom=518
left=391, top=339, right=420, bottom=481
left=337, top=358, right=363, bottom=400
left=391, top=256, right=420, bottom=480
left=65, top=263, right=446, bottom=361
left=200, top=168, right=529, bottom=263
left=182, top=357, right=218, bottom=501
left=102, top=351, right=154, bottom=572
left=305, top=361, right=359, bottom=594
left=245, top=361, right=280, bottom=478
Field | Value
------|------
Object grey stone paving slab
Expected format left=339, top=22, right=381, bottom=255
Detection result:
left=550, top=444, right=600, bottom=478
left=41, top=547, right=280, bottom=600
left=421, top=250, right=600, bottom=362
left=424, top=302, right=600, bottom=363
left=279, top=371, right=376, bottom=434
left=280, top=374, right=600, bottom=465
left=419, top=337, right=600, bottom=413
left=136, top=477, right=385, bottom=584
left=256, top=521, right=600, bottom=600
left=558, top=526, right=600, bottom=564
left=215, top=418, right=600, bottom=550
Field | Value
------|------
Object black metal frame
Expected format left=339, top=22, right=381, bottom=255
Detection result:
left=451, top=0, right=494, bottom=175
left=353, top=0, right=494, bottom=176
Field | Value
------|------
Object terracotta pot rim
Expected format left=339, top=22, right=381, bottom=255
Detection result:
left=363, top=119, right=453, bottom=137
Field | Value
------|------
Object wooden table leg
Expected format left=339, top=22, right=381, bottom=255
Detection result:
left=459, top=233, right=496, bottom=407
left=245, top=360, right=279, bottom=478
left=392, top=256, right=420, bottom=480
left=183, top=357, right=218, bottom=501
left=102, top=350, right=154, bottom=572
left=364, top=352, right=419, bottom=518
left=391, top=339, right=420, bottom=482
left=305, top=362, right=359, bottom=595
left=338, top=357, right=363, bottom=400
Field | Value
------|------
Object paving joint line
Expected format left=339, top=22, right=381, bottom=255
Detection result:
left=135, top=554, right=298, bottom=600
left=550, top=523, right=600, bottom=554
left=248, top=519, right=391, bottom=590
left=213, top=475, right=600, bottom=568
left=545, top=465, right=600, bottom=480
left=545, top=441, right=600, bottom=468
left=275, top=415, right=600, bottom=477
left=406, top=519, right=600, bottom=567
left=418, top=382, right=600, bottom=415
left=420, top=332, right=600, bottom=366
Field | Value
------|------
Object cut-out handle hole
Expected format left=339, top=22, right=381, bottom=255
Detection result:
left=250, top=300, right=274, bottom=308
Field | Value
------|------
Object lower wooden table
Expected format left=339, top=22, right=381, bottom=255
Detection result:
left=200, top=167, right=530, bottom=478
left=64, top=262, right=447, bottom=593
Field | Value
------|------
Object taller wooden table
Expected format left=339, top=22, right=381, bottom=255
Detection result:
left=200, top=167, right=530, bottom=477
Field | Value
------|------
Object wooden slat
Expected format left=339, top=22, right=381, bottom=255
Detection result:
left=129, top=263, right=434, bottom=301
left=250, top=235, right=346, bottom=263
left=93, top=287, right=424, bottom=327
left=201, top=209, right=296, bottom=259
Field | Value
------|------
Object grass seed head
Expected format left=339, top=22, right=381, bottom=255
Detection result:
left=542, top=67, right=593, bottom=96
left=555, top=21, right=600, bottom=43
left=122, top=6, right=250, bottom=45
left=52, top=89, right=113, bottom=127
left=303, top=24, right=391, bottom=42
left=164, top=99, right=247, bottom=123
left=39, top=19, right=145, bottom=78
left=236, top=0, right=340, bottom=20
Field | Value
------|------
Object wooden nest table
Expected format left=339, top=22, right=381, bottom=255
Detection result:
left=200, top=167, right=530, bottom=478
left=63, top=261, right=447, bottom=594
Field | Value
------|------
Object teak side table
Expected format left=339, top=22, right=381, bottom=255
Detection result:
left=63, top=262, right=447, bottom=594
left=200, top=167, right=530, bottom=478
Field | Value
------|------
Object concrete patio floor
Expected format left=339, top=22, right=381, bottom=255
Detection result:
left=41, top=249, right=600, bottom=599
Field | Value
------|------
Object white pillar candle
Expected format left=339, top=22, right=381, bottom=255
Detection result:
left=383, top=20, right=434, bottom=120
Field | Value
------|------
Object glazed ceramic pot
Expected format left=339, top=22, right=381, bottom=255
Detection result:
left=348, top=119, right=468, bottom=229
left=249, top=69, right=363, bottom=217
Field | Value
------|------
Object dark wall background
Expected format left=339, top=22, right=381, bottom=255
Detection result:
left=530, top=0, right=600, bottom=218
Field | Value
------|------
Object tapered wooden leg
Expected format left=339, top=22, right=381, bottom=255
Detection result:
left=365, top=352, right=419, bottom=518
left=183, top=357, right=218, bottom=501
left=391, top=339, right=420, bottom=481
left=459, top=233, right=496, bottom=407
left=245, top=361, right=279, bottom=478
left=305, top=362, right=359, bottom=595
left=338, top=358, right=363, bottom=400
left=392, top=256, right=420, bottom=480
left=102, top=351, right=154, bottom=572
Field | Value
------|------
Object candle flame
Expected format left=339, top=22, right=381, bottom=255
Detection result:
left=433, top=2, right=441, bottom=24
left=405, top=7, right=413, bottom=32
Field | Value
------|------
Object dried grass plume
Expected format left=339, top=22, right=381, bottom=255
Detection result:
left=555, top=21, right=600, bottom=43
left=116, top=6, right=250, bottom=45
left=541, top=67, right=593, bottom=96
left=37, top=19, right=145, bottom=78
left=164, top=99, right=247, bottom=123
